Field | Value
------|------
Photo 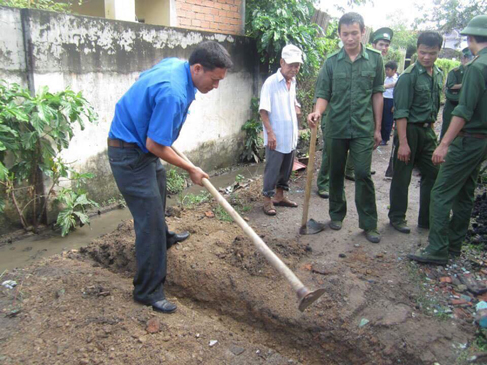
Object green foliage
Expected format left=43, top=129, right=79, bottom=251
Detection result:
left=0, top=0, right=80, bottom=12
left=415, top=0, right=487, bottom=32
left=55, top=188, right=98, bottom=237
left=245, top=0, right=327, bottom=76
left=0, top=80, right=98, bottom=232
left=235, top=174, right=245, bottom=183
left=240, top=97, right=264, bottom=163
left=166, top=168, right=187, bottom=195
left=214, top=205, right=233, bottom=222
left=436, top=58, right=461, bottom=83
left=178, top=191, right=211, bottom=209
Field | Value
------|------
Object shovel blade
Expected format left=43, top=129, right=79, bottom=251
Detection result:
left=299, top=219, right=326, bottom=235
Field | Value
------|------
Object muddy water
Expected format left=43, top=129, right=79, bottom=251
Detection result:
left=0, top=163, right=264, bottom=272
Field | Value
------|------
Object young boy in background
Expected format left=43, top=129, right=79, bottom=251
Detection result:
left=381, top=61, right=398, bottom=145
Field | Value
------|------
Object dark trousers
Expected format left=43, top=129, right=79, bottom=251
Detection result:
left=428, top=137, right=487, bottom=257
left=389, top=124, right=439, bottom=227
left=262, top=147, right=295, bottom=197
left=327, top=137, right=377, bottom=230
left=108, top=146, right=170, bottom=305
left=381, top=98, right=394, bottom=143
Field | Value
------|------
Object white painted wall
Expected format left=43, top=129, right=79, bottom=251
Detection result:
left=0, top=6, right=258, bottom=208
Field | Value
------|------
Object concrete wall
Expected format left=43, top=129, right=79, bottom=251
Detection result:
left=0, top=6, right=259, bottom=232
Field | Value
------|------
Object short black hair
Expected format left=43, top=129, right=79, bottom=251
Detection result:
left=338, top=12, right=365, bottom=33
left=417, top=31, right=443, bottom=49
left=385, top=61, right=398, bottom=70
left=189, top=41, right=233, bottom=70
left=372, top=39, right=390, bottom=45
left=472, top=35, right=487, bottom=43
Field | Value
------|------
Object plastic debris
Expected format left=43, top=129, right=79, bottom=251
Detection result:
left=2, top=280, right=17, bottom=289
left=209, top=340, right=218, bottom=347
left=359, top=318, right=369, bottom=328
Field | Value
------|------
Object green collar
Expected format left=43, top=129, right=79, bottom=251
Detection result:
left=337, top=44, right=369, bottom=61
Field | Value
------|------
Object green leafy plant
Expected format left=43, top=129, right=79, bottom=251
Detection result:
left=55, top=188, right=98, bottom=237
left=166, top=168, right=187, bottom=195
left=0, top=0, right=80, bottom=12
left=436, top=58, right=461, bottom=82
left=240, top=97, right=264, bottom=163
left=235, top=174, right=245, bottom=183
left=246, top=0, right=327, bottom=77
left=178, top=191, right=211, bottom=209
left=0, top=80, right=98, bottom=233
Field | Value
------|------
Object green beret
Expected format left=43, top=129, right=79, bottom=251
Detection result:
left=371, top=27, right=393, bottom=44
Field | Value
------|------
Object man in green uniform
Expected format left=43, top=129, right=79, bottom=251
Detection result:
left=389, top=31, right=443, bottom=234
left=441, top=47, right=474, bottom=140
left=409, top=15, right=487, bottom=265
left=308, top=12, right=384, bottom=243
left=315, top=27, right=392, bottom=198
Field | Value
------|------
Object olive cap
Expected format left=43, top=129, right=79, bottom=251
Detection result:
left=371, top=27, right=393, bottom=43
left=461, top=15, right=487, bottom=37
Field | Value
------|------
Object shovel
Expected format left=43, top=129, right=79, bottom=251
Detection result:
left=171, top=146, right=325, bottom=312
left=299, top=125, right=326, bottom=235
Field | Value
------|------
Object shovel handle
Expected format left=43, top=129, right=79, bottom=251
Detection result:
left=301, top=125, right=318, bottom=228
left=171, top=146, right=311, bottom=304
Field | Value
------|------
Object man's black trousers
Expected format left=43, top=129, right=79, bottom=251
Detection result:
left=108, top=146, right=169, bottom=305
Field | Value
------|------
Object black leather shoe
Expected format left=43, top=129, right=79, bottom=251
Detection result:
left=167, top=231, right=190, bottom=248
left=152, top=299, right=177, bottom=313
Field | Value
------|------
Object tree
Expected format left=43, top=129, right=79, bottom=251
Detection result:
left=415, top=0, right=487, bottom=32
left=245, top=0, right=327, bottom=76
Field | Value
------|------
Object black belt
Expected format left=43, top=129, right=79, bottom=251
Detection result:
left=107, top=138, right=138, bottom=148
left=458, top=131, right=487, bottom=139
left=411, top=123, right=433, bottom=128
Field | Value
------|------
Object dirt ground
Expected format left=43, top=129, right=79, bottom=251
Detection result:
left=0, top=139, right=481, bottom=365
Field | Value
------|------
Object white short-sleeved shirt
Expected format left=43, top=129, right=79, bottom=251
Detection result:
left=383, top=74, right=398, bottom=99
left=259, top=69, right=299, bottom=154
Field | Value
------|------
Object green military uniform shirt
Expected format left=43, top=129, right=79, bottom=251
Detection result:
left=452, top=47, right=487, bottom=134
left=445, top=65, right=465, bottom=103
left=393, top=61, right=443, bottom=123
left=315, top=45, right=385, bottom=139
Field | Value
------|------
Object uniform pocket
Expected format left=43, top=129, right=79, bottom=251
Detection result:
left=332, top=72, right=348, bottom=93
left=358, top=70, right=375, bottom=90
left=414, top=84, right=430, bottom=106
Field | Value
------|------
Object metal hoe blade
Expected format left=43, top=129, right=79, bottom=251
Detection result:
left=299, top=218, right=326, bottom=235
left=298, top=287, right=327, bottom=312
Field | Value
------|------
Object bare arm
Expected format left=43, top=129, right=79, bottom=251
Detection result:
left=372, top=92, right=383, bottom=149
left=307, top=98, right=328, bottom=128
left=396, top=118, right=411, bottom=164
left=384, top=82, right=396, bottom=89
left=450, top=83, right=462, bottom=90
left=260, top=109, right=277, bottom=150
left=432, top=116, right=466, bottom=165
left=146, top=137, right=209, bottom=185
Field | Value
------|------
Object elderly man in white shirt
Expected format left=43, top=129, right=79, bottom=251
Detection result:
left=259, top=44, right=303, bottom=216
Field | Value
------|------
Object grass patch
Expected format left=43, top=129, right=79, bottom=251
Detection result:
left=167, top=168, right=187, bottom=195
left=178, top=191, right=211, bottom=209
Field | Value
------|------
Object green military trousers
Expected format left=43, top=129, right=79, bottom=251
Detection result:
left=427, top=136, right=487, bottom=258
left=389, top=124, right=439, bottom=227
left=326, top=137, right=377, bottom=230
left=317, top=121, right=354, bottom=192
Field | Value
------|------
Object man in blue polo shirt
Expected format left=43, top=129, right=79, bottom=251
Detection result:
left=107, top=41, right=233, bottom=314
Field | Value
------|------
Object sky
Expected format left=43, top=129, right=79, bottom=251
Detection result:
left=319, top=0, right=427, bottom=29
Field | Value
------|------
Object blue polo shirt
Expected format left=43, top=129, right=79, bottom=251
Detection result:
left=109, top=58, right=197, bottom=153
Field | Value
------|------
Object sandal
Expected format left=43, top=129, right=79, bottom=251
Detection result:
left=272, top=197, right=298, bottom=208
left=263, top=200, right=276, bottom=216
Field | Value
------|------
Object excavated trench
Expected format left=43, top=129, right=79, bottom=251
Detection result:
left=81, top=217, right=417, bottom=365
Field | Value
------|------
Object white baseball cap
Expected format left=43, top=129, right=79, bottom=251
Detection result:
left=281, top=44, right=303, bottom=64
